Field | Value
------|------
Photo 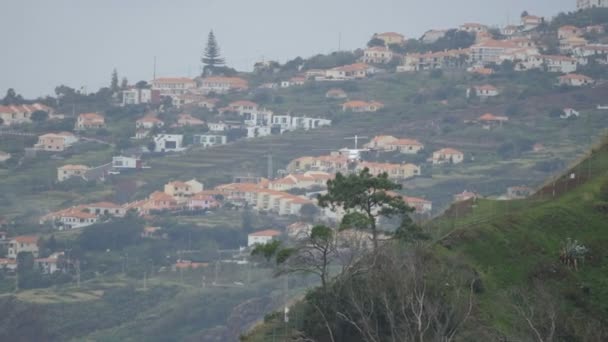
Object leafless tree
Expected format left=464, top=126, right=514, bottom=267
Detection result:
left=333, top=246, right=476, bottom=342
left=511, top=285, right=558, bottom=342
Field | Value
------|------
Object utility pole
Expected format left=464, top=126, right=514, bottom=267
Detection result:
left=153, top=56, right=157, bottom=81
left=76, top=260, right=81, bottom=288
left=267, top=153, right=273, bottom=179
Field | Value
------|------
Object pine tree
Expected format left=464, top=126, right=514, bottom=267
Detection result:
left=120, top=77, right=128, bottom=90
left=110, top=69, right=119, bottom=93
left=201, top=30, right=225, bottom=76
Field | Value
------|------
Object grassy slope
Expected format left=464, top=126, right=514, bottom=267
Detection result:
left=432, top=138, right=608, bottom=334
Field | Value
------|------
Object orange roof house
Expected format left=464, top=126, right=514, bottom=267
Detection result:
left=75, top=112, right=105, bottom=130
left=200, top=77, right=249, bottom=93
left=342, top=100, right=384, bottom=112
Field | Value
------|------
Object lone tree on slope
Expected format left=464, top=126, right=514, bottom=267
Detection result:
left=110, top=69, right=119, bottom=93
left=201, top=30, right=226, bottom=76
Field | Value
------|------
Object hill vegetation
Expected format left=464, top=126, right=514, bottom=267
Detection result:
left=244, top=137, right=608, bottom=341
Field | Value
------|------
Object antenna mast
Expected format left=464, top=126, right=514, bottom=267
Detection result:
left=153, top=56, right=157, bottom=81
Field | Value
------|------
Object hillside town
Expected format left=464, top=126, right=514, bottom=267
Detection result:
left=1, top=2, right=608, bottom=340
left=2, top=2, right=608, bottom=270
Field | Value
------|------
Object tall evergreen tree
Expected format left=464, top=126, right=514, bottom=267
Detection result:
left=201, top=30, right=225, bottom=76
left=110, top=69, right=119, bottom=92
left=120, top=77, right=128, bottom=90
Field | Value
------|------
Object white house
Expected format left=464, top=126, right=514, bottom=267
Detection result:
left=558, top=73, right=594, bottom=87
left=469, top=85, right=499, bottom=98
left=362, top=46, right=394, bottom=64
left=247, top=229, right=282, bottom=247
left=421, top=29, right=448, bottom=43
left=112, top=156, right=142, bottom=169
left=151, top=77, right=197, bottom=96
left=432, top=148, right=464, bottom=164
left=57, top=164, right=89, bottom=182
left=246, top=126, right=272, bottom=138
left=561, top=108, right=580, bottom=119
left=325, top=63, right=375, bottom=80
left=200, top=77, right=249, bottom=94
left=7, top=236, right=39, bottom=259
left=84, top=202, right=127, bottom=217
left=470, top=39, right=519, bottom=64
left=153, top=134, right=185, bottom=152
left=0, top=103, right=53, bottom=126
left=122, top=88, right=159, bottom=105
left=543, top=55, right=578, bottom=74
left=136, top=116, right=164, bottom=129
left=521, top=15, right=543, bottom=31
left=577, top=0, right=608, bottom=9
left=193, top=134, right=227, bottom=148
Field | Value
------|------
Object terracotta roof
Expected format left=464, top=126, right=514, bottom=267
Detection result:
left=86, top=202, right=122, bottom=209
left=0, top=103, right=52, bottom=114
left=79, top=112, right=104, bottom=120
left=201, top=77, right=249, bottom=89
left=153, top=77, right=195, bottom=83
left=166, top=181, right=189, bottom=188
left=137, top=116, right=164, bottom=123
left=249, top=229, right=282, bottom=237
left=435, top=148, right=463, bottom=155
left=343, top=100, right=371, bottom=108
left=326, top=88, right=346, bottom=95
left=230, top=100, right=258, bottom=107
left=58, top=164, right=89, bottom=171
left=391, top=138, right=423, bottom=146
left=376, top=32, right=404, bottom=37
left=63, top=208, right=97, bottom=219
left=404, top=196, right=431, bottom=204
left=12, top=235, right=39, bottom=244
left=177, top=114, right=205, bottom=125
left=366, top=46, right=391, bottom=52
left=332, top=63, right=371, bottom=72
left=472, top=39, right=518, bottom=49
left=559, top=73, right=593, bottom=81
left=478, top=113, right=508, bottom=121
left=474, top=84, right=498, bottom=91
left=150, top=191, right=176, bottom=202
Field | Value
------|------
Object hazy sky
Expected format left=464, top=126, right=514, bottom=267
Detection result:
left=3, top=0, right=573, bottom=98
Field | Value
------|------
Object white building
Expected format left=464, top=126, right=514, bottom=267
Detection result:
left=246, top=126, right=272, bottom=138
left=7, top=236, right=39, bottom=259
left=543, top=55, right=578, bottom=73
left=561, top=108, right=580, bottom=119
left=153, top=134, right=185, bottom=152
left=151, top=77, right=197, bottom=96
left=421, top=29, right=447, bottom=43
left=112, top=156, right=142, bottom=169
left=57, top=164, right=89, bottom=182
left=470, top=39, right=519, bottom=64
left=361, top=46, right=394, bottom=64
left=193, top=134, right=227, bottom=148
left=247, top=229, right=282, bottom=247
left=122, top=88, right=159, bottom=105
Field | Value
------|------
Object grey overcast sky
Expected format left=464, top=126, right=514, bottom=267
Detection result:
left=2, top=0, right=573, bottom=98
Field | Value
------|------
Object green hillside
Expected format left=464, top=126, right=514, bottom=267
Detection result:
left=245, top=137, right=608, bottom=341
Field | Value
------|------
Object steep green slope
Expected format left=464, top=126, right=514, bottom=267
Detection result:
left=434, top=138, right=608, bottom=337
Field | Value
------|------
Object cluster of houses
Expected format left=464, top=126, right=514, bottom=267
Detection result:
left=365, top=17, right=604, bottom=88
left=0, top=103, right=55, bottom=126
left=0, top=234, right=65, bottom=274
